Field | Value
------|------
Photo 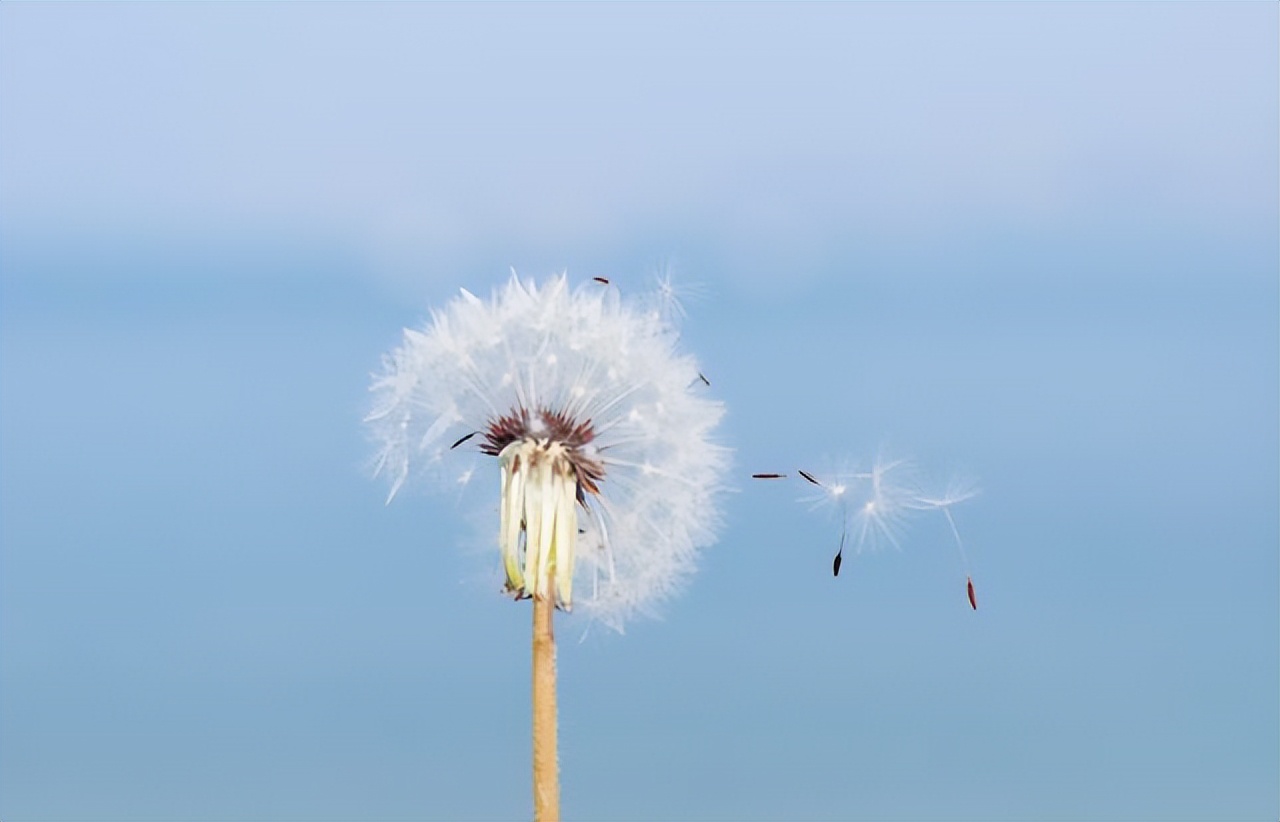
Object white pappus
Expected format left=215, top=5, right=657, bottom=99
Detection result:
left=366, top=272, right=730, bottom=630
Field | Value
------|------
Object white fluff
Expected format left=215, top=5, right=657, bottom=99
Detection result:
left=366, top=273, right=730, bottom=629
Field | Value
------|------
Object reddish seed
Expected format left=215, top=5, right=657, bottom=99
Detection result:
left=832, top=549, right=843, bottom=577
left=593, top=277, right=610, bottom=285
left=798, top=470, right=820, bottom=486
left=752, top=473, right=787, bottom=479
left=967, top=576, right=977, bottom=610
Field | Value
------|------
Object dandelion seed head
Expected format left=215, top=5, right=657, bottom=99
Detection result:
left=367, top=272, right=729, bottom=629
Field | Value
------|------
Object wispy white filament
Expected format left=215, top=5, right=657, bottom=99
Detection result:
left=366, top=273, right=729, bottom=629
left=801, top=458, right=978, bottom=558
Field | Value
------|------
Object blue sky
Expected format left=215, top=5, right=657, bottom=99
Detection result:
left=1, top=4, right=1276, bottom=820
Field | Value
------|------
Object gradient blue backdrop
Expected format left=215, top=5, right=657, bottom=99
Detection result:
left=2, top=4, right=1276, bottom=820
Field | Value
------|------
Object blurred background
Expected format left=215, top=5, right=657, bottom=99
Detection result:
left=1, top=4, right=1275, bottom=820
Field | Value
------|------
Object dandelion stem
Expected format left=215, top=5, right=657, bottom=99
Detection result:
left=532, top=595, right=560, bottom=821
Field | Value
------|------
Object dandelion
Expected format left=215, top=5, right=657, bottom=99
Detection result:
left=366, top=272, right=729, bottom=820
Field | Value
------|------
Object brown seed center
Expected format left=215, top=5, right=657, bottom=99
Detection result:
left=482, top=407, right=605, bottom=498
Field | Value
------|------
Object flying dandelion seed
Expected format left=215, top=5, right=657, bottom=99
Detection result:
left=792, top=467, right=851, bottom=571
left=649, top=266, right=706, bottom=325
left=911, top=477, right=981, bottom=609
left=366, top=272, right=729, bottom=820
left=849, top=458, right=917, bottom=553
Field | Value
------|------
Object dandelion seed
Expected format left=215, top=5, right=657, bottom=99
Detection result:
left=798, top=469, right=821, bottom=485
left=849, top=458, right=916, bottom=552
left=649, top=265, right=706, bottom=325
left=450, top=431, right=479, bottom=450
left=752, top=472, right=787, bottom=479
left=592, top=276, right=610, bottom=285
left=912, top=476, right=981, bottom=611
